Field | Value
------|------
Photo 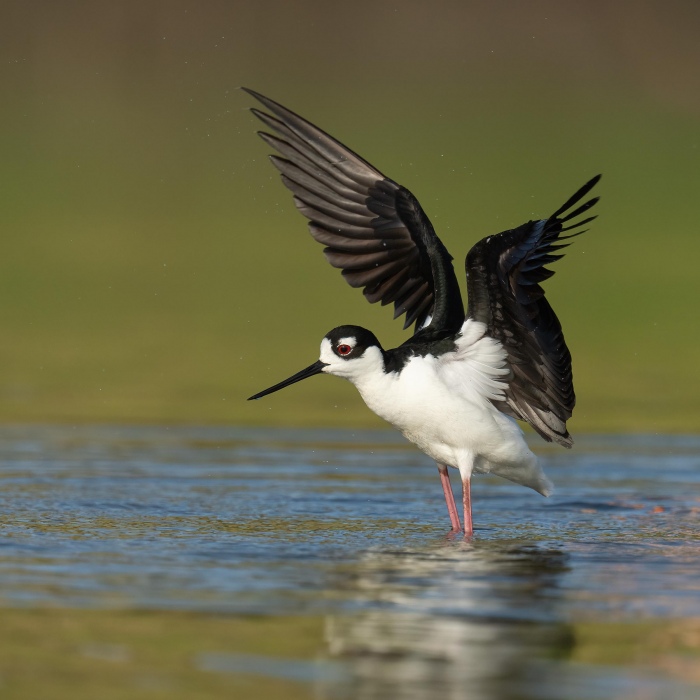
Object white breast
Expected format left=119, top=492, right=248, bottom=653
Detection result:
left=346, top=320, right=551, bottom=495
left=350, top=322, right=507, bottom=461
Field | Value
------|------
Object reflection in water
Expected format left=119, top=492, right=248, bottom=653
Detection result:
left=0, top=427, right=699, bottom=698
left=320, top=542, right=572, bottom=700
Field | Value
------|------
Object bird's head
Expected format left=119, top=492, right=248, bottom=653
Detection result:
left=248, top=325, right=384, bottom=400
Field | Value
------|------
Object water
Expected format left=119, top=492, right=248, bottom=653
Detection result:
left=0, top=425, right=699, bottom=699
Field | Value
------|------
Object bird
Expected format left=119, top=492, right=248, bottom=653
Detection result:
left=244, top=87, right=599, bottom=537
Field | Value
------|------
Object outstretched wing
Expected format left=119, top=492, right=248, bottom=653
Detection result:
left=465, top=175, right=600, bottom=447
left=244, top=88, right=464, bottom=334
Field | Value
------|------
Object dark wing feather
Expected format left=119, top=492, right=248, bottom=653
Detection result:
left=243, top=88, right=464, bottom=334
left=465, top=175, right=601, bottom=447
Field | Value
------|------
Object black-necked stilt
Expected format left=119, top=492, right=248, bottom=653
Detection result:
left=245, top=88, right=599, bottom=537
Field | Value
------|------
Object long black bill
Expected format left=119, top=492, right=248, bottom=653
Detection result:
left=247, top=360, right=329, bottom=400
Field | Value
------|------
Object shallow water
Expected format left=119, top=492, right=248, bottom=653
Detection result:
left=0, top=426, right=699, bottom=699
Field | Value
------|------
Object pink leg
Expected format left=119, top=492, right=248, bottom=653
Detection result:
left=462, top=476, right=473, bottom=537
left=437, top=463, right=462, bottom=532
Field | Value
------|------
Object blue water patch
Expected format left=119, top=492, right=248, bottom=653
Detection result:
left=0, top=426, right=698, bottom=698
left=0, top=425, right=698, bottom=616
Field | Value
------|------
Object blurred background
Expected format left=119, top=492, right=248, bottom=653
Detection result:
left=1, top=0, right=699, bottom=432
left=2, top=5, right=700, bottom=699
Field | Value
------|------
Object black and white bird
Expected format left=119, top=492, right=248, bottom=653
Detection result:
left=245, top=88, right=599, bottom=536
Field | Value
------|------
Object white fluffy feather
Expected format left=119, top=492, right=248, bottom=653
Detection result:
left=322, top=321, right=552, bottom=496
left=438, top=319, right=511, bottom=403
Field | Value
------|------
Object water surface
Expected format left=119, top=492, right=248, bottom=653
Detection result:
left=0, top=426, right=698, bottom=699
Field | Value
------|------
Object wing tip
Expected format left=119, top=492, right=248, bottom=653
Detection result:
left=550, top=174, right=602, bottom=220
left=242, top=87, right=273, bottom=106
left=555, top=432, right=574, bottom=449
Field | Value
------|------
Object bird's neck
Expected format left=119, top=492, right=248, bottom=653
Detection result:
left=340, top=346, right=389, bottom=393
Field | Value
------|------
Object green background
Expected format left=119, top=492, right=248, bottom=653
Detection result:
left=1, top=0, right=699, bottom=432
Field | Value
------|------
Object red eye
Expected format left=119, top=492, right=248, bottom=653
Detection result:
left=337, top=344, right=352, bottom=356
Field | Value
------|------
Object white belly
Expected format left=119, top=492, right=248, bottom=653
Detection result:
left=353, top=354, right=552, bottom=495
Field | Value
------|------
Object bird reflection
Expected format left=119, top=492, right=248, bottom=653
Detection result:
left=317, top=541, right=572, bottom=700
